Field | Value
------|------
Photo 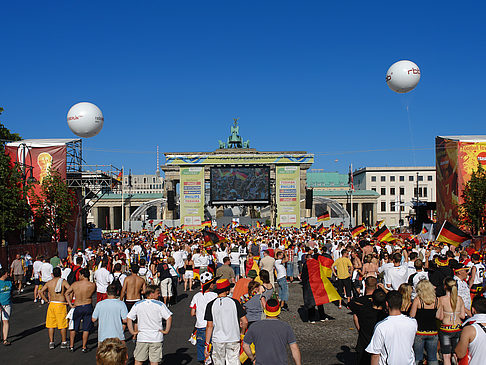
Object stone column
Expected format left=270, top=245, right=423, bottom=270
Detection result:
left=92, top=207, right=99, bottom=228
left=357, top=201, right=363, bottom=226
left=110, top=206, right=115, bottom=231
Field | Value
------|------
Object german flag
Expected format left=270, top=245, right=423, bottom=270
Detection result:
left=317, top=212, right=330, bottom=222
left=202, top=220, right=212, bottom=228
left=202, top=230, right=227, bottom=247
left=351, top=225, right=366, bottom=237
left=256, top=221, right=261, bottom=228
left=376, top=219, right=385, bottom=228
left=154, top=222, right=164, bottom=231
left=372, top=225, right=394, bottom=242
left=436, top=221, right=471, bottom=247
left=301, top=222, right=309, bottom=229
left=318, top=224, right=327, bottom=235
left=235, top=225, right=250, bottom=234
left=421, top=226, right=428, bottom=235
left=302, top=256, right=340, bottom=308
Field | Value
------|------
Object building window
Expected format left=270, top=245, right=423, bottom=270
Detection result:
left=381, top=202, right=386, bottom=212
left=390, top=202, right=396, bottom=212
left=423, top=187, right=427, bottom=197
left=409, top=176, right=414, bottom=182
left=390, top=187, right=395, bottom=195
left=400, top=176, right=404, bottom=182
left=381, top=176, right=386, bottom=182
left=399, top=187, right=405, bottom=195
left=381, top=188, right=386, bottom=195
left=428, top=175, right=433, bottom=181
left=390, top=176, right=395, bottom=182
left=371, top=176, right=376, bottom=182
left=144, top=178, right=147, bottom=184
left=371, top=187, right=376, bottom=192
left=418, top=175, right=423, bottom=181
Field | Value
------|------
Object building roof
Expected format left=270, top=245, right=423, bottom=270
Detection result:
left=354, top=166, right=435, bottom=175
left=314, top=189, right=379, bottom=197
left=307, top=171, right=349, bottom=188
left=437, top=135, right=486, bottom=142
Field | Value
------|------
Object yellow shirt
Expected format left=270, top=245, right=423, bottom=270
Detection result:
left=332, top=257, right=353, bottom=279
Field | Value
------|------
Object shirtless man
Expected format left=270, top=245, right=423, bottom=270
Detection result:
left=65, top=268, right=96, bottom=352
left=120, top=264, right=146, bottom=312
left=39, top=267, right=71, bottom=349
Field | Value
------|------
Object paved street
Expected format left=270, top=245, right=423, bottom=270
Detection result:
left=0, top=281, right=357, bottom=365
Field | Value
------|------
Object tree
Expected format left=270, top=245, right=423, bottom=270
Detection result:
left=0, top=107, right=32, bottom=243
left=460, top=163, right=486, bottom=235
left=32, top=171, right=76, bottom=242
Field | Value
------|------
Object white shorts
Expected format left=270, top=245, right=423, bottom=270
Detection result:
left=184, top=271, right=194, bottom=279
left=0, top=304, right=11, bottom=321
left=160, top=278, right=173, bottom=297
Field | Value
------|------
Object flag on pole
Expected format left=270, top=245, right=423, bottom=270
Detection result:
left=348, top=165, right=354, bottom=191
left=256, top=221, right=261, bottom=228
left=202, top=230, right=227, bottom=247
left=317, top=211, right=330, bottom=222
left=376, top=219, right=385, bottom=228
left=436, top=221, right=471, bottom=247
left=318, top=224, right=327, bottom=235
left=351, top=225, right=366, bottom=237
left=235, top=225, right=250, bottom=234
left=372, top=225, right=394, bottom=242
left=154, top=222, right=164, bottom=231
left=202, top=220, right=212, bottom=228
left=421, top=226, right=428, bottom=235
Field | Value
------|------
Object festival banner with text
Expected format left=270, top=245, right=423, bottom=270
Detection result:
left=180, top=167, right=205, bottom=228
left=276, top=166, right=300, bottom=227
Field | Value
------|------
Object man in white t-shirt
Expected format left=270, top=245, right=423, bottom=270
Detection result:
left=407, top=259, right=429, bottom=299
left=33, top=256, right=43, bottom=303
left=275, top=251, right=289, bottom=311
left=127, top=285, right=172, bottom=365
left=384, top=252, right=409, bottom=290
left=94, top=258, right=113, bottom=302
left=205, top=279, right=247, bottom=365
left=366, top=291, right=417, bottom=365
left=189, top=273, right=217, bottom=362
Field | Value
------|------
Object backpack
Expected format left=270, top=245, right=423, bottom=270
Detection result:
left=67, top=266, right=81, bottom=285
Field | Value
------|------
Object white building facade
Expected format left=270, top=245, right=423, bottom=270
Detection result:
left=123, top=174, right=164, bottom=194
left=353, top=166, right=436, bottom=227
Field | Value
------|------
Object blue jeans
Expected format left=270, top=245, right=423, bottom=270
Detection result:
left=196, top=327, right=206, bottom=362
left=413, top=334, right=439, bottom=365
left=277, top=277, right=289, bottom=301
left=231, top=264, right=240, bottom=277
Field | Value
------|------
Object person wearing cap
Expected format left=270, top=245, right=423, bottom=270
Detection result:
left=204, top=278, right=247, bottom=365
left=453, top=262, right=471, bottom=316
left=242, top=298, right=301, bottom=365
left=189, top=273, right=217, bottom=363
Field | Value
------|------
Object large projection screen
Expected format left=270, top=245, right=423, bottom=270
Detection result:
left=210, top=166, right=270, bottom=204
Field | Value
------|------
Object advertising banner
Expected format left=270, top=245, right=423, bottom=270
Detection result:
left=436, top=136, right=486, bottom=226
left=180, top=166, right=205, bottom=229
left=276, top=166, right=300, bottom=227
left=166, top=153, right=314, bottom=165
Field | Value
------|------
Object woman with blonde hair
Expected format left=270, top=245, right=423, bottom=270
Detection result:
left=398, top=283, right=413, bottom=315
left=436, top=277, right=465, bottom=365
left=410, top=280, right=439, bottom=365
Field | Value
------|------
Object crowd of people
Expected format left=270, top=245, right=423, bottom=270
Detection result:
left=1, top=223, right=486, bottom=365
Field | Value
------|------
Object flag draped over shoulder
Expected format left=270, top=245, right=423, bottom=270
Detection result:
left=436, top=221, right=471, bottom=247
left=372, top=225, right=394, bottom=242
left=351, top=225, right=366, bottom=237
left=302, top=256, right=341, bottom=308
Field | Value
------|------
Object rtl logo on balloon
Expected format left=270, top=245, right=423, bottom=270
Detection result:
left=407, top=68, right=420, bottom=75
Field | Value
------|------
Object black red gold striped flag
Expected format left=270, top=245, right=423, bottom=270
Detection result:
left=202, top=229, right=227, bottom=247
left=235, top=225, right=250, bottom=234
left=302, top=256, right=340, bottom=308
left=351, top=225, right=366, bottom=237
left=318, top=224, right=327, bottom=235
left=317, top=212, right=330, bottom=222
left=372, top=225, right=394, bottom=242
left=421, top=226, right=428, bottom=234
left=202, top=220, right=212, bottom=228
left=436, top=221, right=471, bottom=247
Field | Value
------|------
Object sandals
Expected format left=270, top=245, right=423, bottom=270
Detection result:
left=3, top=340, right=11, bottom=346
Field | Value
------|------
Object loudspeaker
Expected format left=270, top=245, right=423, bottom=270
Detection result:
left=305, top=189, right=313, bottom=210
left=167, top=190, right=175, bottom=210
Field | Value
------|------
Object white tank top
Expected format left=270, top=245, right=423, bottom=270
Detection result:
left=468, top=323, right=486, bottom=365
left=473, top=263, right=485, bottom=285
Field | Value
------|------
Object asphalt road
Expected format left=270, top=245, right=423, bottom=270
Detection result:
left=0, top=281, right=357, bottom=365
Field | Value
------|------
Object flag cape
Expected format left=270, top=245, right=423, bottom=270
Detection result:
left=317, top=212, right=330, bottom=222
left=302, top=257, right=340, bottom=308
left=436, top=221, right=471, bottom=247
left=372, top=225, right=394, bottom=242
left=351, top=225, right=366, bottom=237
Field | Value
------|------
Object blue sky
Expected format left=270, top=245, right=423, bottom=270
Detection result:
left=1, top=1, right=484, bottom=174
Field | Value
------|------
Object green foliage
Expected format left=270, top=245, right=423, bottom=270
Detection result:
left=32, top=171, right=76, bottom=242
left=460, top=163, right=486, bottom=235
left=0, top=107, right=31, bottom=242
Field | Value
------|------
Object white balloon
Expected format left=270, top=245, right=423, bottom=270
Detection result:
left=386, top=60, right=420, bottom=93
left=67, top=102, right=104, bottom=138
